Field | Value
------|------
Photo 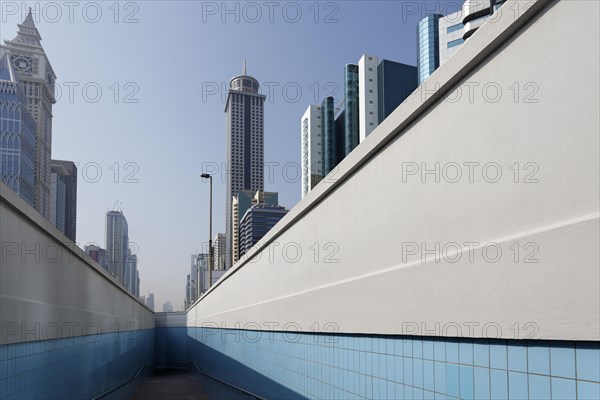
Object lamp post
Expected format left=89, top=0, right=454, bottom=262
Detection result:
left=200, top=173, right=213, bottom=292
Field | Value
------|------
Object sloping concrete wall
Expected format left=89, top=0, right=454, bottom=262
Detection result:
left=188, top=0, right=600, bottom=341
left=0, top=182, right=154, bottom=346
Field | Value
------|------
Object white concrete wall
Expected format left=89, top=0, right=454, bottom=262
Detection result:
left=0, top=183, right=154, bottom=345
left=189, top=0, right=599, bottom=341
left=190, top=0, right=596, bottom=341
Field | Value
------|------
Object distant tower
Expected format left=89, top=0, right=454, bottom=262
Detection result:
left=300, top=104, right=323, bottom=198
left=105, top=210, right=129, bottom=284
left=49, top=160, right=77, bottom=241
left=224, top=61, right=265, bottom=268
left=0, top=9, right=57, bottom=218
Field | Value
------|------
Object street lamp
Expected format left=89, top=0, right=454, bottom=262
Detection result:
left=200, top=173, right=213, bottom=293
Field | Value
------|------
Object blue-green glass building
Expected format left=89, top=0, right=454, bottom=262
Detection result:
left=0, top=53, right=36, bottom=207
left=321, top=96, right=336, bottom=175
left=417, top=14, right=442, bottom=84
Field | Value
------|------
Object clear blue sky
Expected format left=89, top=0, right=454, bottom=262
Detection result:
left=1, top=0, right=460, bottom=311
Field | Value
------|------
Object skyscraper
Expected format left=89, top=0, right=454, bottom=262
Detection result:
left=417, top=14, right=442, bottom=85
left=162, top=301, right=173, bottom=313
left=0, top=54, right=36, bottom=208
left=49, top=171, right=65, bottom=233
left=301, top=104, right=323, bottom=198
left=124, top=250, right=138, bottom=296
left=224, top=62, right=265, bottom=268
left=321, top=96, right=337, bottom=176
left=0, top=9, right=57, bottom=219
left=239, top=204, right=288, bottom=257
left=49, top=160, right=77, bottom=241
left=462, top=0, right=506, bottom=40
left=232, top=190, right=278, bottom=264
left=417, top=1, right=507, bottom=84
left=358, top=55, right=380, bottom=141
left=213, top=233, right=226, bottom=270
left=344, top=64, right=359, bottom=156
left=84, top=244, right=108, bottom=271
left=106, top=210, right=129, bottom=284
left=377, top=60, right=418, bottom=123
left=146, top=293, right=154, bottom=311
left=438, top=10, right=464, bottom=67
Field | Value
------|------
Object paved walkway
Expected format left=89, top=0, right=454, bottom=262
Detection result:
left=131, top=370, right=253, bottom=400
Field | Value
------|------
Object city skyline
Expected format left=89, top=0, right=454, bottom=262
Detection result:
left=1, top=1, right=461, bottom=310
left=0, top=0, right=598, bottom=398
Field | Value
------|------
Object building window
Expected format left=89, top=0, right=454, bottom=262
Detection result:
left=448, top=38, right=464, bottom=48
left=447, top=23, right=463, bottom=33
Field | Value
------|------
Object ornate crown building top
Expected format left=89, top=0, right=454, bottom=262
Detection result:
left=0, top=8, right=57, bottom=218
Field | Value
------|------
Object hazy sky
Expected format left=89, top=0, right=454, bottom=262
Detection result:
left=1, top=0, right=460, bottom=311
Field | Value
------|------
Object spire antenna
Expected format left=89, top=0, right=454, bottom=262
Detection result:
left=243, top=59, right=247, bottom=76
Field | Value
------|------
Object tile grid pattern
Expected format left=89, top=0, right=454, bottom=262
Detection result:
left=191, top=328, right=600, bottom=400
left=0, top=329, right=154, bottom=400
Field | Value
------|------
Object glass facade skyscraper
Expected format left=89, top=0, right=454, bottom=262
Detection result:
left=321, top=96, right=336, bottom=176
left=0, top=54, right=36, bottom=208
left=344, top=64, right=359, bottom=157
left=224, top=63, right=265, bottom=268
left=417, top=14, right=442, bottom=84
left=0, top=10, right=57, bottom=219
left=377, top=60, right=418, bottom=123
left=50, top=160, right=77, bottom=241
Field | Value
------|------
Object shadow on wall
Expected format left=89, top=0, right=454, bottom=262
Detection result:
left=181, top=327, right=305, bottom=399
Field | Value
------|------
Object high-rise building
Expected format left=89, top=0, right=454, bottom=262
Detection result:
left=334, top=109, right=346, bottom=163
left=438, top=10, right=464, bottom=67
left=195, top=253, right=209, bottom=294
left=49, top=160, right=77, bottom=241
left=0, top=9, right=57, bottom=219
left=146, top=293, right=154, bottom=311
left=462, top=0, right=506, bottom=40
left=136, top=270, right=140, bottom=298
left=417, top=1, right=507, bottom=84
left=232, top=190, right=278, bottom=264
left=49, top=171, right=65, bottom=233
left=300, top=104, right=323, bottom=198
left=417, top=14, right=442, bottom=84
left=162, top=301, right=173, bottom=313
left=0, top=54, right=36, bottom=208
left=358, top=55, right=380, bottom=141
left=106, top=210, right=129, bottom=284
left=84, top=244, right=108, bottom=271
left=377, top=60, right=418, bottom=123
left=224, top=61, right=265, bottom=268
left=344, top=64, right=359, bottom=156
left=321, top=96, right=337, bottom=175
left=239, top=204, right=288, bottom=257
left=301, top=55, right=417, bottom=198
left=190, top=254, right=200, bottom=302
left=213, top=233, right=226, bottom=270
left=124, top=250, right=138, bottom=295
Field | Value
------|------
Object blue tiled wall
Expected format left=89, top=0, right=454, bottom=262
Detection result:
left=154, top=327, right=188, bottom=369
left=0, top=329, right=154, bottom=400
left=187, top=328, right=600, bottom=400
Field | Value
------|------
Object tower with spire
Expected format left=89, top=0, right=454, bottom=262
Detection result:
left=0, top=52, right=37, bottom=207
left=0, top=8, right=57, bottom=219
left=224, top=61, right=266, bottom=268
